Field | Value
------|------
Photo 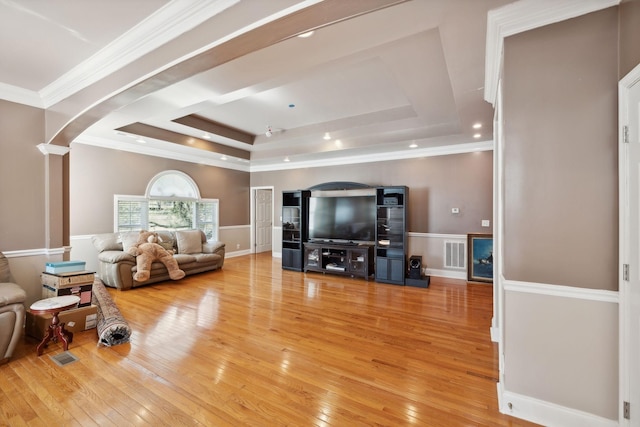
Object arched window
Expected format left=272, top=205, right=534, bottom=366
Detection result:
left=146, top=170, right=200, bottom=198
left=114, top=171, right=219, bottom=240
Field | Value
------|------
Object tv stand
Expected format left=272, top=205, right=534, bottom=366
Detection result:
left=304, top=242, right=374, bottom=279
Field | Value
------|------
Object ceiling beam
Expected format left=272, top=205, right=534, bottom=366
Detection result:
left=116, top=123, right=251, bottom=160
left=173, top=115, right=255, bottom=145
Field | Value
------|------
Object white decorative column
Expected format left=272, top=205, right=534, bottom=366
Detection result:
left=37, top=143, right=70, bottom=251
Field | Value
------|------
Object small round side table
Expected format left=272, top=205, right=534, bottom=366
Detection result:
left=30, top=295, right=80, bottom=356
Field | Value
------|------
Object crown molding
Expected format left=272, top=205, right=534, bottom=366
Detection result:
left=249, top=140, right=494, bottom=173
left=4, top=0, right=324, bottom=108
left=39, top=0, right=241, bottom=108
left=484, top=0, right=620, bottom=106
left=73, top=134, right=250, bottom=172
left=0, top=82, right=43, bottom=108
left=74, top=134, right=492, bottom=173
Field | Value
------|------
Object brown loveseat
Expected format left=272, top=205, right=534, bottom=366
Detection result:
left=92, top=229, right=225, bottom=290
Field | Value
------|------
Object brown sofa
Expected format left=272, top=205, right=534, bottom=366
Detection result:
left=92, top=229, right=225, bottom=290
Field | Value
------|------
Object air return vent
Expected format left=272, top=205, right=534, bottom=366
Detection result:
left=444, top=241, right=466, bottom=269
left=50, top=351, right=79, bottom=367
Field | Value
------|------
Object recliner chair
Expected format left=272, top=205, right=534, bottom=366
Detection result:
left=0, top=252, right=26, bottom=364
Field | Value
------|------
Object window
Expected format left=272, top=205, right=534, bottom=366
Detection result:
left=116, top=196, right=148, bottom=231
left=114, top=171, right=219, bottom=240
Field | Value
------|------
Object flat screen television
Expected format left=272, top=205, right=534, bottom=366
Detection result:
left=308, top=195, right=375, bottom=243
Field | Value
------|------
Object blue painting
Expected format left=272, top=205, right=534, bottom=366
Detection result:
left=468, top=234, right=493, bottom=283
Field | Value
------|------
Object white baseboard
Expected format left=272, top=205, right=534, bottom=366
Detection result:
left=226, top=249, right=251, bottom=258
left=490, top=326, right=500, bottom=343
left=268, top=252, right=466, bottom=281
left=498, top=384, right=618, bottom=427
left=265, top=257, right=465, bottom=279
left=425, top=268, right=466, bottom=280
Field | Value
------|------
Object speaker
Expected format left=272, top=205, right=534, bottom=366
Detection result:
left=408, top=255, right=422, bottom=279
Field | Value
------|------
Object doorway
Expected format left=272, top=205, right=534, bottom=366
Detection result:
left=251, top=187, right=274, bottom=254
left=619, top=62, right=640, bottom=425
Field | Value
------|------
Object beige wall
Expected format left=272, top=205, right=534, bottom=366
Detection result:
left=619, top=0, right=640, bottom=78
left=0, top=100, right=70, bottom=305
left=503, top=7, right=618, bottom=291
left=499, top=7, right=621, bottom=423
left=69, top=143, right=250, bottom=235
left=0, top=100, right=46, bottom=251
left=252, top=151, right=493, bottom=235
left=504, top=291, right=618, bottom=419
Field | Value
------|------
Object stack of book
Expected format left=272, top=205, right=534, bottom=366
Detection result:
left=45, top=260, right=86, bottom=274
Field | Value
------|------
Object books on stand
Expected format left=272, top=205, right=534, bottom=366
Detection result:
left=45, top=261, right=86, bottom=274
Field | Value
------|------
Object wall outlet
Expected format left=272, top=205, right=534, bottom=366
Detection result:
left=451, top=207, right=460, bottom=214
left=482, top=219, right=490, bottom=227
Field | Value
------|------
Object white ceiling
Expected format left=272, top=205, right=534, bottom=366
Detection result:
left=0, top=0, right=517, bottom=171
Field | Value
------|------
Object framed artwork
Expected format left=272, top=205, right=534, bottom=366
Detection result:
left=467, top=233, right=493, bottom=283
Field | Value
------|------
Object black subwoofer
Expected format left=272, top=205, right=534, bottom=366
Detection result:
left=408, top=255, right=422, bottom=279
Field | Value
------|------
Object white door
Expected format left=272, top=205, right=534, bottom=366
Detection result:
left=621, top=65, right=640, bottom=426
left=255, top=189, right=272, bottom=253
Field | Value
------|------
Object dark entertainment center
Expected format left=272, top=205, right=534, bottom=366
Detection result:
left=282, top=183, right=424, bottom=286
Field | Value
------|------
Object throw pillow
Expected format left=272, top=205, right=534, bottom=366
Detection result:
left=157, top=231, right=175, bottom=252
left=176, top=230, right=203, bottom=254
left=92, top=233, right=122, bottom=252
left=120, top=231, right=142, bottom=254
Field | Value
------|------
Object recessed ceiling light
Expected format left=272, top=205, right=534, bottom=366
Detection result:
left=323, top=132, right=331, bottom=140
left=473, top=123, right=482, bottom=129
left=473, top=133, right=482, bottom=139
left=298, top=31, right=314, bottom=38
left=409, top=142, right=418, bottom=148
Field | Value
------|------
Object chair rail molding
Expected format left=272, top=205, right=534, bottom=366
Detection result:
left=503, top=279, right=619, bottom=304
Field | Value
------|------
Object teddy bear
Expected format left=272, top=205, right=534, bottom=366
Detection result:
left=126, top=230, right=185, bottom=282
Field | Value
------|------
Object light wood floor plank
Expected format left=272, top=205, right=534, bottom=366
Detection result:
left=0, top=253, right=538, bottom=426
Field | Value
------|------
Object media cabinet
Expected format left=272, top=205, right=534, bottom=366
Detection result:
left=304, top=242, right=374, bottom=279
left=282, top=184, right=408, bottom=285
left=281, top=190, right=310, bottom=271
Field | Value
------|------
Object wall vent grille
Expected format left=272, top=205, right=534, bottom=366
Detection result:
left=444, top=241, right=466, bottom=269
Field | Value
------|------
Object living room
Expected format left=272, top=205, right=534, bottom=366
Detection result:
left=1, top=1, right=639, bottom=426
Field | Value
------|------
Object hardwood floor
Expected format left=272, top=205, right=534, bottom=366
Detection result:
left=1, top=253, right=538, bottom=426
